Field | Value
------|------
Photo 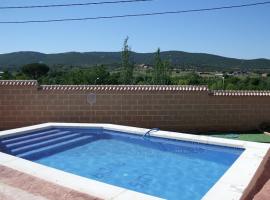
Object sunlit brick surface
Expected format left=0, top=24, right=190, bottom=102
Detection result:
left=1, top=80, right=270, bottom=131
left=0, top=165, right=101, bottom=200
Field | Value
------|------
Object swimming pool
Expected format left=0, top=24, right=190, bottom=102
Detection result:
left=0, top=125, right=244, bottom=200
left=0, top=123, right=269, bottom=200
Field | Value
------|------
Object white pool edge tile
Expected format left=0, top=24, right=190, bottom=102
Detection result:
left=0, top=122, right=269, bottom=200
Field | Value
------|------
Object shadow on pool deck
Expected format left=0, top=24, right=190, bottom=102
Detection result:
left=241, top=149, right=270, bottom=200
left=0, top=165, right=102, bottom=200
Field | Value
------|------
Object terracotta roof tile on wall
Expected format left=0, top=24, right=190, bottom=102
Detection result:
left=213, top=90, right=270, bottom=96
left=40, top=85, right=209, bottom=91
left=1, top=80, right=270, bottom=96
left=0, top=80, right=38, bottom=86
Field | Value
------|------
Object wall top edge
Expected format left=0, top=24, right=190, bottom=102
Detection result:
left=0, top=80, right=38, bottom=86
left=1, top=80, right=270, bottom=96
left=40, top=85, right=208, bottom=91
left=212, top=90, right=270, bottom=96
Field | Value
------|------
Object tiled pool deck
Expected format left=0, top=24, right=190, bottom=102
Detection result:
left=0, top=165, right=100, bottom=200
left=0, top=123, right=270, bottom=200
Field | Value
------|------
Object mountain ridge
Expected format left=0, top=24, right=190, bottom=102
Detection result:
left=0, top=51, right=269, bottom=71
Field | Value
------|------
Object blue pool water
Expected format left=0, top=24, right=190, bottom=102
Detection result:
left=0, top=128, right=244, bottom=200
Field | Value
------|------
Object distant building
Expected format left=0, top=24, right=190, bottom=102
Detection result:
left=215, top=73, right=224, bottom=77
left=198, top=72, right=211, bottom=75
left=138, top=64, right=152, bottom=69
left=219, top=71, right=249, bottom=77
left=262, top=73, right=268, bottom=78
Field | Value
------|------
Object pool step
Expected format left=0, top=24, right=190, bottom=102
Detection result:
left=17, top=135, right=95, bottom=160
left=5, top=131, right=72, bottom=149
left=1, top=129, right=60, bottom=145
left=10, top=133, right=85, bottom=155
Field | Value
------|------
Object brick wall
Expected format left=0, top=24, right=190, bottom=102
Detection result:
left=1, top=80, right=270, bottom=132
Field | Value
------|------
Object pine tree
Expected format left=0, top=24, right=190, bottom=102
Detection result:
left=121, top=37, right=134, bottom=84
left=153, top=48, right=171, bottom=85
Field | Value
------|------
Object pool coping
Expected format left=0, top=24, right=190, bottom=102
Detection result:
left=0, top=123, right=269, bottom=200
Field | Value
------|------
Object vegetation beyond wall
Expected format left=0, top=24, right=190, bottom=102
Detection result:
left=2, top=40, right=270, bottom=91
left=1, top=80, right=270, bottom=132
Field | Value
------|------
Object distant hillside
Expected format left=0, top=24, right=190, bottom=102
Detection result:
left=0, top=51, right=270, bottom=71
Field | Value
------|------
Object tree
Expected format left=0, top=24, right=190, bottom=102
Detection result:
left=1, top=70, right=13, bottom=80
left=121, top=37, right=134, bottom=84
left=108, top=72, right=121, bottom=84
left=152, top=48, right=171, bottom=85
left=185, top=72, right=200, bottom=85
left=94, top=65, right=110, bottom=85
left=22, top=63, right=50, bottom=79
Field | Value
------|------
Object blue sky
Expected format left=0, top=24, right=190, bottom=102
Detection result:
left=0, top=0, right=269, bottom=59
